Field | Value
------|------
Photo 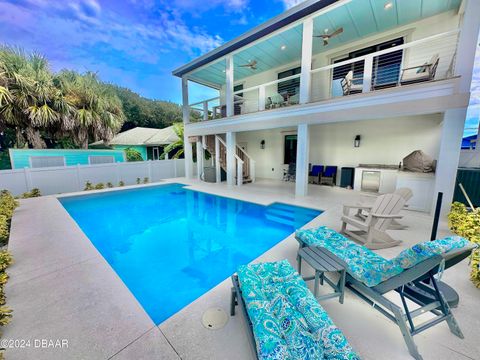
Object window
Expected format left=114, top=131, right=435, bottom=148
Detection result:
left=88, top=155, right=115, bottom=165
left=30, top=156, right=65, bottom=168
left=284, top=135, right=297, bottom=165
left=278, top=67, right=301, bottom=96
left=332, top=37, right=404, bottom=88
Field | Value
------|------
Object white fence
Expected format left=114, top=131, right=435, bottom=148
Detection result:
left=0, top=159, right=185, bottom=196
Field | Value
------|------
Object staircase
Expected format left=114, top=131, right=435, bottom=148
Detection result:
left=203, top=135, right=255, bottom=185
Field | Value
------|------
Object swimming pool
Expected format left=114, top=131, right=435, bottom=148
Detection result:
left=60, top=183, right=322, bottom=324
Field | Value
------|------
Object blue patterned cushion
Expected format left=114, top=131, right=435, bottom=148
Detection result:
left=393, top=236, right=471, bottom=270
left=237, top=260, right=360, bottom=360
left=295, top=226, right=472, bottom=288
left=296, top=226, right=403, bottom=287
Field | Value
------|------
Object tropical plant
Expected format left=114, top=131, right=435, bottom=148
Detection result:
left=106, top=182, right=114, bottom=188
left=84, top=181, right=94, bottom=191
left=94, top=183, right=105, bottom=190
left=136, top=177, right=141, bottom=184
left=143, top=177, right=149, bottom=184
left=118, top=181, right=125, bottom=187
left=161, top=122, right=184, bottom=159
left=125, top=147, right=143, bottom=162
left=21, top=188, right=41, bottom=198
left=54, top=71, right=125, bottom=148
left=448, top=202, right=480, bottom=287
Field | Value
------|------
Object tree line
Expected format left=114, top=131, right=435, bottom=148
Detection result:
left=0, top=46, right=186, bottom=151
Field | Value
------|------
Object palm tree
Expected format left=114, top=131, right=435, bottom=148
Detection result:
left=161, top=122, right=184, bottom=159
left=0, top=47, right=68, bottom=148
left=54, top=71, right=125, bottom=148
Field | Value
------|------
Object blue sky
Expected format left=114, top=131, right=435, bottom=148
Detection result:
left=0, top=0, right=478, bottom=136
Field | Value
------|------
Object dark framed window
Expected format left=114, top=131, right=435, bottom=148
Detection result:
left=284, top=135, right=297, bottom=165
left=278, top=67, right=301, bottom=96
left=332, top=37, right=404, bottom=87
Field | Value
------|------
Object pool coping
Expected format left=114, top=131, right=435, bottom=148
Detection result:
left=3, top=178, right=324, bottom=359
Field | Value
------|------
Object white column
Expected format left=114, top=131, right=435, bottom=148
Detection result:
left=203, top=101, right=209, bottom=121
left=433, top=108, right=468, bottom=216
left=181, top=76, right=190, bottom=124
left=184, top=134, right=194, bottom=179
left=362, top=56, right=373, bottom=93
left=225, top=55, right=234, bottom=117
left=196, top=139, right=204, bottom=180
left=299, top=18, right=313, bottom=104
left=295, top=124, right=309, bottom=197
left=258, top=86, right=266, bottom=111
left=215, top=136, right=221, bottom=183
left=226, top=132, right=236, bottom=186
left=455, top=0, right=480, bottom=92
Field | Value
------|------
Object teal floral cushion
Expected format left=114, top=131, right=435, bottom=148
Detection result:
left=295, top=226, right=472, bottom=288
left=296, top=227, right=403, bottom=287
left=237, top=260, right=360, bottom=360
left=393, top=236, right=471, bottom=270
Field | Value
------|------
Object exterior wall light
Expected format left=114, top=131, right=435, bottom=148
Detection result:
left=261, top=140, right=265, bottom=149
left=354, top=135, right=361, bottom=148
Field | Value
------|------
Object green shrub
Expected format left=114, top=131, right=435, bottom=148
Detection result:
left=448, top=202, right=480, bottom=287
left=118, top=181, right=125, bottom=187
left=0, top=250, right=13, bottom=329
left=84, top=181, right=94, bottom=191
left=106, top=182, right=114, bottom=188
left=0, top=190, right=18, bottom=219
left=21, top=188, right=41, bottom=198
left=125, top=148, right=143, bottom=162
left=136, top=177, right=141, bottom=184
left=95, top=183, right=105, bottom=190
left=0, top=216, right=8, bottom=245
left=143, top=177, right=149, bottom=184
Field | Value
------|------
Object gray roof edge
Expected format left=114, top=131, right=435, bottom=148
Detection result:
left=172, top=0, right=338, bottom=78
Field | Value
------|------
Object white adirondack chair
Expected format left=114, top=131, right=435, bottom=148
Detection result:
left=356, top=188, right=413, bottom=229
left=341, top=193, right=406, bottom=249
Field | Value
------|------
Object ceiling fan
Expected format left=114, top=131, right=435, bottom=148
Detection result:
left=239, top=60, right=257, bottom=70
left=314, top=27, right=344, bottom=46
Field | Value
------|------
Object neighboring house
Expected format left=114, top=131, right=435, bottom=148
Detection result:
left=173, top=0, right=480, bottom=214
left=89, top=126, right=180, bottom=160
left=8, top=149, right=125, bottom=169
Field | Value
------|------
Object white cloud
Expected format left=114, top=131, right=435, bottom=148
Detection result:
left=281, top=0, right=306, bottom=9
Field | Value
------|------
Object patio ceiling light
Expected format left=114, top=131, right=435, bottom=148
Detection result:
left=384, top=2, right=393, bottom=10
left=281, top=45, right=287, bottom=50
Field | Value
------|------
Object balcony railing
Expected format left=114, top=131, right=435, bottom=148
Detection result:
left=187, top=29, right=459, bottom=123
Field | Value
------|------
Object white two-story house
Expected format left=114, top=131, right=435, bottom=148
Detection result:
left=173, top=0, right=480, bottom=215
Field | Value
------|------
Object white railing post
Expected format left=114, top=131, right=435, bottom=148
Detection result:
left=362, top=56, right=373, bottom=93
left=300, top=17, right=313, bottom=104
left=226, top=132, right=236, bottom=186
left=196, top=139, right=204, bottom=180
left=236, top=158, right=244, bottom=186
left=23, top=167, right=32, bottom=191
left=203, top=101, right=209, bottom=121
left=76, top=164, right=82, bottom=191
left=215, top=136, right=221, bottom=183
left=258, top=86, right=266, bottom=111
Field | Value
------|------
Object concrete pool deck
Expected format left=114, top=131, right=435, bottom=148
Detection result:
left=3, top=178, right=479, bottom=359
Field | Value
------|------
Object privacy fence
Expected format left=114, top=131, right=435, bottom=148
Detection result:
left=0, top=159, right=185, bottom=196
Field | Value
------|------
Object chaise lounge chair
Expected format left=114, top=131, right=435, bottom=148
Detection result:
left=295, top=226, right=475, bottom=360
left=308, top=165, right=323, bottom=184
left=231, top=260, right=360, bottom=360
left=342, top=193, right=405, bottom=249
left=400, top=54, right=439, bottom=85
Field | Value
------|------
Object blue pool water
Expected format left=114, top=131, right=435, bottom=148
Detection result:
left=60, top=183, right=322, bottom=324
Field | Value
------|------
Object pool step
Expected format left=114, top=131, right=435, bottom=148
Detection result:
left=265, top=203, right=320, bottom=227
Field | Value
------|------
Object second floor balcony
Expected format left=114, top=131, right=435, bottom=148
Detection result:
left=179, top=0, right=465, bottom=124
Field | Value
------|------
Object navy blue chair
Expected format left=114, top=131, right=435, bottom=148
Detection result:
left=309, top=165, right=323, bottom=184
left=320, top=166, right=337, bottom=186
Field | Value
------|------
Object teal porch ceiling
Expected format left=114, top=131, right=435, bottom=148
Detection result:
left=188, top=0, right=461, bottom=88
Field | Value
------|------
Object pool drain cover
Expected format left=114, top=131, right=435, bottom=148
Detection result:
left=201, top=307, right=228, bottom=330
